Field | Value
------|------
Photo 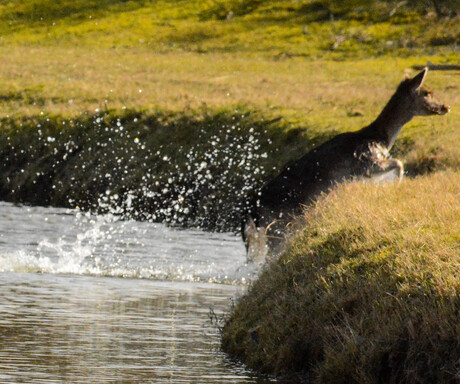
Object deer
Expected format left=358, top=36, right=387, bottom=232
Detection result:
left=243, top=68, right=450, bottom=262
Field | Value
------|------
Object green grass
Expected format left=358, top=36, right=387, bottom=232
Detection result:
left=222, top=171, right=460, bottom=383
left=0, top=3, right=459, bottom=378
left=0, top=0, right=458, bottom=58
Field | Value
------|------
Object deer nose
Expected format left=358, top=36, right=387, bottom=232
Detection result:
left=441, top=104, right=450, bottom=114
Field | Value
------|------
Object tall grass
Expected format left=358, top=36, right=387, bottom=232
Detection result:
left=222, top=171, right=460, bottom=383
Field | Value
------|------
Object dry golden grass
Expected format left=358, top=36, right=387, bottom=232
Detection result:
left=2, top=46, right=457, bottom=119
left=1, top=45, right=458, bottom=174
left=222, top=171, right=460, bottom=383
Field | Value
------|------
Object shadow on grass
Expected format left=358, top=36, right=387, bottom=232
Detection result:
left=0, top=107, right=327, bottom=231
left=1, top=0, right=146, bottom=27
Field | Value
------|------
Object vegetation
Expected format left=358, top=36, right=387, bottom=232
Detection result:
left=0, top=0, right=458, bottom=58
left=0, top=108, right=319, bottom=230
left=222, top=171, right=460, bottom=383
left=0, top=1, right=459, bottom=380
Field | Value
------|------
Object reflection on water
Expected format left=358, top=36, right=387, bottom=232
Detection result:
left=0, top=273, right=269, bottom=383
left=0, top=203, right=270, bottom=383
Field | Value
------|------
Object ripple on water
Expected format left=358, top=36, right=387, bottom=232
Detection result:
left=0, top=202, right=271, bottom=383
left=0, top=202, right=259, bottom=284
left=0, top=272, right=273, bottom=383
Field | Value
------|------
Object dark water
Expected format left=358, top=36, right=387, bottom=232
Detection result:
left=0, top=203, right=270, bottom=383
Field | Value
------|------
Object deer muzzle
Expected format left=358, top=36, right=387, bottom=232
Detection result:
left=429, top=102, right=450, bottom=115
left=440, top=104, right=450, bottom=115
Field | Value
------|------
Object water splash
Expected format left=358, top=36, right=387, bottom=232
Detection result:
left=0, top=110, right=274, bottom=232
left=0, top=203, right=259, bottom=284
left=88, top=115, right=268, bottom=231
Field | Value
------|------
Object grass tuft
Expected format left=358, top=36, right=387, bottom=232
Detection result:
left=222, top=171, right=460, bottom=383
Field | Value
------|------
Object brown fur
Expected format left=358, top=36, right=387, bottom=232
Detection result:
left=244, top=68, right=450, bottom=260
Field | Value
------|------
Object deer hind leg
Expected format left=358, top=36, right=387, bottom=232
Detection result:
left=370, top=158, right=404, bottom=183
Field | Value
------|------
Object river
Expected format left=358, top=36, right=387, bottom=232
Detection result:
left=0, top=202, right=271, bottom=383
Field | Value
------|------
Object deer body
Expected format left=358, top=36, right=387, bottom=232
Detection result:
left=244, top=68, right=449, bottom=260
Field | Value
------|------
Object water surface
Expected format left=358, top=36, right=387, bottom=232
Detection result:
left=0, top=202, right=269, bottom=383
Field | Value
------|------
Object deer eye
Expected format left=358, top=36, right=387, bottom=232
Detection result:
left=420, top=90, right=431, bottom=97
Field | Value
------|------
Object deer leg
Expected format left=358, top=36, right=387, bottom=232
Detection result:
left=244, top=219, right=269, bottom=263
left=371, top=158, right=404, bottom=183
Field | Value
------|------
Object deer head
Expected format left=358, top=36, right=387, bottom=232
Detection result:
left=403, top=68, right=450, bottom=116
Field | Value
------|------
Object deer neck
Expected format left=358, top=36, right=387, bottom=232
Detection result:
left=363, top=92, right=415, bottom=150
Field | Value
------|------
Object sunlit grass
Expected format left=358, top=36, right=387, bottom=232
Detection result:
left=222, top=171, right=460, bottom=382
left=0, top=0, right=458, bottom=58
left=0, top=2, right=459, bottom=379
left=1, top=45, right=458, bottom=174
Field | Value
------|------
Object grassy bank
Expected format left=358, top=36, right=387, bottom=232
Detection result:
left=0, top=0, right=459, bottom=381
left=0, top=107, right=335, bottom=230
left=222, top=171, right=460, bottom=383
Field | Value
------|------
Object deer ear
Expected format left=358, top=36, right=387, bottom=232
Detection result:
left=409, top=68, right=428, bottom=91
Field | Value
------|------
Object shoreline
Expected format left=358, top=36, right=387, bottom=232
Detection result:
left=221, top=172, right=460, bottom=383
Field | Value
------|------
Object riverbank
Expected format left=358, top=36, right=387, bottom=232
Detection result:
left=222, top=171, right=460, bottom=383
left=0, top=1, right=459, bottom=381
left=1, top=3, right=458, bottom=229
left=0, top=108, right=310, bottom=231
